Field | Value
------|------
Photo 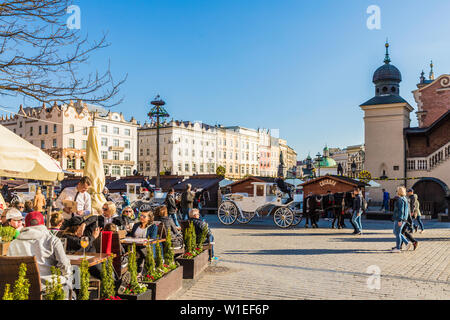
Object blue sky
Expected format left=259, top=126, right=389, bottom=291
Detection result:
left=1, top=0, right=450, bottom=160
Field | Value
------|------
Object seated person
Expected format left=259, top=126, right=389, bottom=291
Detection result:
left=188, top=208, right=216, bottom=260
left=4, top=208, right=23, bottom=239
left=275, top=176, right=293, bottom=204
left=154, top=205, right=183, bottom=249
left=7, top=212, right=73, bottom=300
left=98, top=201, right=124, bottom=229
left=104, top=223, right=118, bottom=232
left=128, top=210, right=158, bottom=274
left=121, top=206, right=136, bottom=231
left=61, top=216, right=100, bottom=253
left=49, top=212, right=65, bottom=237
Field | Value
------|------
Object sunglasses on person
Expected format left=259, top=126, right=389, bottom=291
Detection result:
left=18, top=206, right=24, bottom=209
left=102, top=207, right=108, bottom=211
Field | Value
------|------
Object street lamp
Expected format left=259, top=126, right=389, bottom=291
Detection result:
left=315, top=152, right=323, bottom=177
left=148, top=95, right=169, bottom=189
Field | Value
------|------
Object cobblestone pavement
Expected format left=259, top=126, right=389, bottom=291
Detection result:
left=171, top=215, right=450, bottom=300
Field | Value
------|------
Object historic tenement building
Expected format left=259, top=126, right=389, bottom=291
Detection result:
left=360, top=42, right=449, bottom=217
left=0, top=100, right=138, bottom=177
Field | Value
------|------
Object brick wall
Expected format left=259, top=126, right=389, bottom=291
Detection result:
left=407, top=117, right=450, bottom=157
left=415, top=76, right=450, bottom=128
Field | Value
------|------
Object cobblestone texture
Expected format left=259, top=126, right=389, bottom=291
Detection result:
left=170, top=216, right=450, bottom=300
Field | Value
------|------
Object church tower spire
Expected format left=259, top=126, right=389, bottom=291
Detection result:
left=429, top=60, right=435, bottom=80
left=384, top=39, right=391, bottom=64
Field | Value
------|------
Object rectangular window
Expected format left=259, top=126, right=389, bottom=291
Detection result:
left=192, top=150, right=195, bottom=157
left=124, top=153, right=131, bottom=161
left=185, top=163, right=189, bottom=172
left=124, top=129, right=131, bottom=136
left=140, top=149, right=143, bottom=156
left=200, top=164, right=204, bottom=173
left=123, top=167, right=132, bottom=176
left=223, top=152, right=226, bottom=159
left=82, top=140, right=87, bottom=150
left=67, top=158, right=75, bottom=169
left=101, top=125, right=108, bottom=133
left=104, top=165, right=109, bottom=176
left=41, top=140, right=45, bottom=149
left=113, top=151, right=120, bottom=161
left=39, top=126, right=42, bottom=135
left=113, top=127, right=119, bottom=135
left=101, top=151, right=108, bottom=160
left=112, top=166, right=121, bottom=176
left=69, top=138, right=75, bottom=149
left=53, top=124, right=57, bottom=133
left=146, top=162, right=150, bottom=172
left=101, top=138, right=108, bottom=147
left=178, top=163, right=182, bottom=172
left=192, top=163, right=196, bottom=172
left=211, top=151, right=214, bottom=158
left=53, top=139, right=57, bottom=148
left=124, top=140, right=131, bottom=149
left=83, top=127, right=88, bottom=135
left=147, top=149, right=150, bottom=156
left=113, top=139, right=119, bottom=147
left=44, top=125, right=48, bottom=134
left=30, top=127, right=33, bottom=136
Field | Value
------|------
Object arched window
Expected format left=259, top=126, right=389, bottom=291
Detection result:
left=69, top=124, right=75, bottom=133
left=382, top=87, right=388, bottom=93
left=391, top=87, right=396, bottom=93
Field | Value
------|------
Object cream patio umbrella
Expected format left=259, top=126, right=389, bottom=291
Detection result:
left=0, top=124, right=64, bottom=181
left=83, top=126, right=106, bottom=214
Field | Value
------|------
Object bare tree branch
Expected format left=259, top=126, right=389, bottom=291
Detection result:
left=0, top=0, right=126, bottom=107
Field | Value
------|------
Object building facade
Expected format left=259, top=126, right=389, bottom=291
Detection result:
left=360, top=42, right=449, bottom=216
left=0, top=100, right=138, bottom=177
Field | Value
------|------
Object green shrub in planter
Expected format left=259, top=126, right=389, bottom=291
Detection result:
left=43, top=267, right=65, bottom=300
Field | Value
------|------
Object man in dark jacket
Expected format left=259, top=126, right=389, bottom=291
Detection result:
left=352, top=188, right=363, bottom=235
left=303, top=193, right=318, bottom=228
left=180, top=184, right=194, bottom=220
left=165, top=188, right=180, bottom=227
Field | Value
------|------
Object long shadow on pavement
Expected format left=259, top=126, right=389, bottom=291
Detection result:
left=222, top=248, right=389, bottom=256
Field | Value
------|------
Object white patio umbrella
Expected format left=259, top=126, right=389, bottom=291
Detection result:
left=0, top=124, right=64, bottom=181
left=83, top=126, right=106, bottom=215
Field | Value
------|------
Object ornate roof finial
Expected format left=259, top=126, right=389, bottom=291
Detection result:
left=420, top=70, right=425, bottom=84
left=384, top=39, right=391, bottom=64
left=429, top=60, right=435, bottom=80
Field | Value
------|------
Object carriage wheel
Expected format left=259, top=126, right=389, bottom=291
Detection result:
left=291, top=211, right=303, bottom=227
left=236, top=211, right=255, bottom=224
left=273, top=207, right=294, bottom=229
left=217, top=201, right=238, bottom=225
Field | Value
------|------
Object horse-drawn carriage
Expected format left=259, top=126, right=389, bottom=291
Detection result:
left=217, top=181, right=303, bottom=228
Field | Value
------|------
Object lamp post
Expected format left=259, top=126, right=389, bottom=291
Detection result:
left=148, top=95, right=169, bottom=189
left=315, top=152, right=323, bottom=177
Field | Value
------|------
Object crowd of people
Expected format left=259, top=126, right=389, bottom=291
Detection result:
left=1, top=176, right=215, bottom=300
left=302, top=186, right=424, bottom=252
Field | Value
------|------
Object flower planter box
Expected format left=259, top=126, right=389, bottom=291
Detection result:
left=141, top=265, right=183, bottom=300
left=176, top=249, right=209, bottom=280
left=118, top=289, right=153, bottom=300
left=0, top=242, right=10, bottom=256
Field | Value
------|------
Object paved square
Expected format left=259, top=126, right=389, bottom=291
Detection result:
left=171, top=216, right=450, bottom=300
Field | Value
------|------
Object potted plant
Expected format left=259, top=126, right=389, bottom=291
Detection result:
left=43, top=267, right=65, bottom=300
left=176, top=222, right=210, bottom=279
left=140, top=235, right=183, bottom=300
left=117, top=243, right=151, bottom=300
left=2, top=263, right=30, bottom=300
left=0, top=225, right=16, bottom=256
left=78, top=258, right=90, bottom=300
left=100, top=256, right=122, bottom=300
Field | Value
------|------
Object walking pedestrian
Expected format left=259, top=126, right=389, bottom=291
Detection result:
left=351, top=188, right=363, bottom=235
left=165, top=188, right=180, bottom=227
left=180, top=184, right=194, bottom=221
left=381, top=189, right=390, bottom=212
left=408, top=189, right=424, bottom=233
left=391, top=186, right=411, bottom=253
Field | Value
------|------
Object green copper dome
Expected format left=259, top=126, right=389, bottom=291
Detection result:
left=318, top=156, right=337, bottom=168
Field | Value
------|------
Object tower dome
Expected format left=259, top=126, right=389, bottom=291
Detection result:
left=372, top=41, right=402, bottom=96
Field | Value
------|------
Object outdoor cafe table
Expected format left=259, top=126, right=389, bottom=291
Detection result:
left=69, top=253, right=115, bottom=290
left=120, top=238, right=166, bottom=247
left=68, top=252, right=115, bottom=267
